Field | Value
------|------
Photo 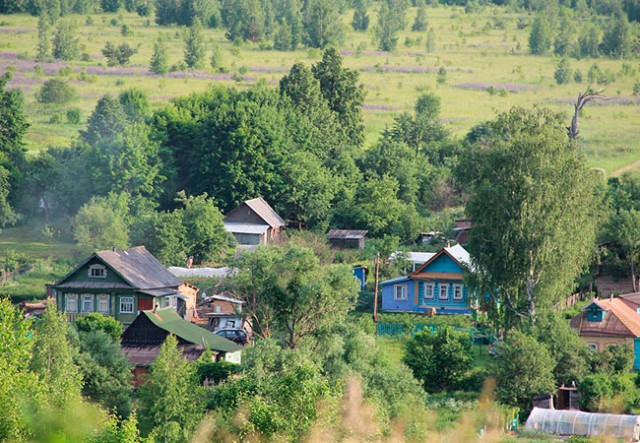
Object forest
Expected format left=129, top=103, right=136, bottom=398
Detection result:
left=2, top=0, right=640, bottom=442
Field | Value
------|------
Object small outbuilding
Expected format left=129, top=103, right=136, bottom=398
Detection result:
left=525, top=407, right=640, bottom=441
left=224, top=198, right=285, bottom=246
left=327, top=230, right=368, bottom=249
left=121, top=307, right=242, bottom=385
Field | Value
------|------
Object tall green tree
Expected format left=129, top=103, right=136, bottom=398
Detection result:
left=493, top=330, right=556, bottom=412
left=72, top=194, right=130, bottom=254
left=374, top=0, right=408, bottom=51
left=75, top=330, right=133, bottom=416
left=230, top=244, right=359, bottom=348
left=0, top=72, right=27, bottom=226
left=302, top=0, right=345, bottom=48
left=138, top=334, right=204, bottom=441
left=221, top=0, right=268, bottom=42
left=352, top=0, right=369, bottom=31
left=601, top=12, right=632, bottom=57
left=312, top=48, right=366, bottom=147
left=412, top=0, right=428, bottom=32
left=458, top=107, right=599, bottom=328
left=184, top=18, right=206, bottom=69
left=150, top=34, right=169, bottom=74
left=176, top=192, right=234, bottom=263
left=81, top=94, right=129, bottom=145
left=404, top=327, right=473, bottom=393
left=52, top=19, right=80, bottom=60
left=30, top=302, right=83, bottom=410
left=528, top=15, right=552, bottom=54
left=0, top=298, right=38, bottom=442
left=606, top=208, right=640, bottom=291
left=36, top=11, right=52, bottom=61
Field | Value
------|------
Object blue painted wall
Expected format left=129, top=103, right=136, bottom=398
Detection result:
left=381, top=278, right=414, bottom=312
left=424, top=254, right=463, bottom=274
left=635, top=338, right=640, bottom=370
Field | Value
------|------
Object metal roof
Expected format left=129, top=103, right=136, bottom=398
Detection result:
left=223, top=222, right=270, bottom=235
left=571, top=298, right=640, bottom=338
left=380, top=276, right=411, bottom=286
left=143, top=308, right=242, bottom=352
left=96, top=246, right=183, bottom=290
left=327, top=229, right=368, bottom=239
left=244, top=198, right=285, bottom=228
left=56, top=281, right=132, bottom=289
left=390, top=251, right=436, bottom=264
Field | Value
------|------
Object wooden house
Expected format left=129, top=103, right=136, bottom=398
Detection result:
left=380, top=244, right=473, bottom=315
left=224, top=198, right=285, bottom=246
left=198, top=292, right=248, bottom=332
left=52, top=246, right=198, bottom=327
left=570, top=293, right=640, bottom=369
left=121, top=307, right=242, bottom=385
left=327, top=229, right=367, bottom=249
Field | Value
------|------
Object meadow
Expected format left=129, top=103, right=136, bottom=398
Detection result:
left=0, top=4, right=638, bottom=174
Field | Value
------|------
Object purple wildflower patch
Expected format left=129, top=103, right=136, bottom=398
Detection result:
left=455, top=82, right=535, bottom=93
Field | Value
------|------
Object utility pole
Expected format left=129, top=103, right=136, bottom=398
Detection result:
left=373, top=252, right=380, bottom=322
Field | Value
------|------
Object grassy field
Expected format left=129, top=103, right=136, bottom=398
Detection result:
left=0, top=5, right=638, bottom=174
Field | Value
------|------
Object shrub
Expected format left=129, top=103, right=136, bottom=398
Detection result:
left=102, top=41, right=137, bottom=67
left=554, top=57, right=571, bottom=85
left=49, top=113, right=63, bottom=124
left=404, top=327, right=473, bottom=393
left=66, top=108, right=81, bottom=124
left=75, top=312, right=123, bottom=342
left=37, top=79, right=77, bottom=104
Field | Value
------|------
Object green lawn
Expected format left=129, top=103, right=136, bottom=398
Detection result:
left=0, top=5, right=638, bottom=174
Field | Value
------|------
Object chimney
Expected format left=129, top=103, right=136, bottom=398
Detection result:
left=153, top=304, right=158, bottom=313
left=610, top=293, right=614, bottom=302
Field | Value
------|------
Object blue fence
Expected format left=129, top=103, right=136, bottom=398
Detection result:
left=377, top=322, right=494, bottom=343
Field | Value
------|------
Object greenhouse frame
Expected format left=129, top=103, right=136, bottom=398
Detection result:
left=525, top=407, right=640, bottom=441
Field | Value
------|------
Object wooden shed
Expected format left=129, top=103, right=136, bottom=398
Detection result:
left=224, top=198, right=285, bottom=246
left=327, top=230, right=368, bottom=249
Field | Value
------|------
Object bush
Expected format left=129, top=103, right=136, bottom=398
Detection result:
left=37, top=78, right=77, bottom=104
left=404, top=327, right=473, bottom=393
left=195, top=360, right=240, bottom=385
left=579, top=374, right=613, bottom=411
left=75, top=313, right=123, bottom=341
left=66, top=108, right=81, bottom=124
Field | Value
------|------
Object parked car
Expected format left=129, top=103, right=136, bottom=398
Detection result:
left=215, top=328, right=249, bottom=346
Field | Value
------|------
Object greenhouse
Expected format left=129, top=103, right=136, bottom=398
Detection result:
left=525, top=407, right=640, bottom=441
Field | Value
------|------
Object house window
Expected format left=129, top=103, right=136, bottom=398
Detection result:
left=66, top=293, right=78, bottom=313
left=119, top=296, right=134, bottom=314
left=394, top=285, right=408, bottom=301
left=439, top=284, right=449, bottom=300
left=165, top=295, right=177, bottom=309
left=81, top=294, right=94, bottom=313
left=453, top=284, right=464, bottom=300
left=88, top=264, right=106, bottom=278
left=424, top=283, right=435, bottom=300
left=588, top=343, right=598, bottom=351
left=97, top=294, right=109, bottom=314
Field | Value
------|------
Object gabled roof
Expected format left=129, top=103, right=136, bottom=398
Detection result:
left=327, top=229, right=368, bottom=239
left=55, top=246, right=182, bottom=290
left=244, top=198, right=285, bottom=228
left=410, top=244, right=471, bottom=276
left=143, top=308, right=242, bottom=352
left=571, top=298, right=640, bottom=338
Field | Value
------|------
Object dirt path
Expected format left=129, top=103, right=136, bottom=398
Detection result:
left=613, top=157, right=640, bottom=176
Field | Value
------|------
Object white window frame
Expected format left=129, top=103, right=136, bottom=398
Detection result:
left=81, top=293, right=94, bottom=313
left=88, top=264, right=107, bottom=278
left=438, top=283, right=449, bottom=301
left=119, top=296, right=134, bottom=314
left=97, top=294, right=109, bottom=314
left=165, top=295, right=177, bottom=309
left=453, top=284, right=464, bottom=300
left=424, top=283, right=435, bottom=300
left=393, top=284, right=408, bottom=301
left=66, top=293, right=78, bottom=313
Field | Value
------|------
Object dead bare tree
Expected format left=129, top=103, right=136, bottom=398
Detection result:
left=567, top=87, right=606, bottom=140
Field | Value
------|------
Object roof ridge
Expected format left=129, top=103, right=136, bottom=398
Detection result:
left=602, top=299, right=640, bottom=337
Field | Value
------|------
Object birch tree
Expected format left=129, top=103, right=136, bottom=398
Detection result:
left=458, top=107, right=600, bottom=329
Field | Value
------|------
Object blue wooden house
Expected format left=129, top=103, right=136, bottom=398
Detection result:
left=380, top=244, right=473, bottom=315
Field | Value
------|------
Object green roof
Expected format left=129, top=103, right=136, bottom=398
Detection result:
left=143, top=308, right=242, bottom=353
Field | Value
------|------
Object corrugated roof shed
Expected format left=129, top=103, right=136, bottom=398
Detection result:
left=244, top=198, right=285, bottom=228
left=143, top=308, right=242, bottom=352
left=327, top=229, right=368, bottom=239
